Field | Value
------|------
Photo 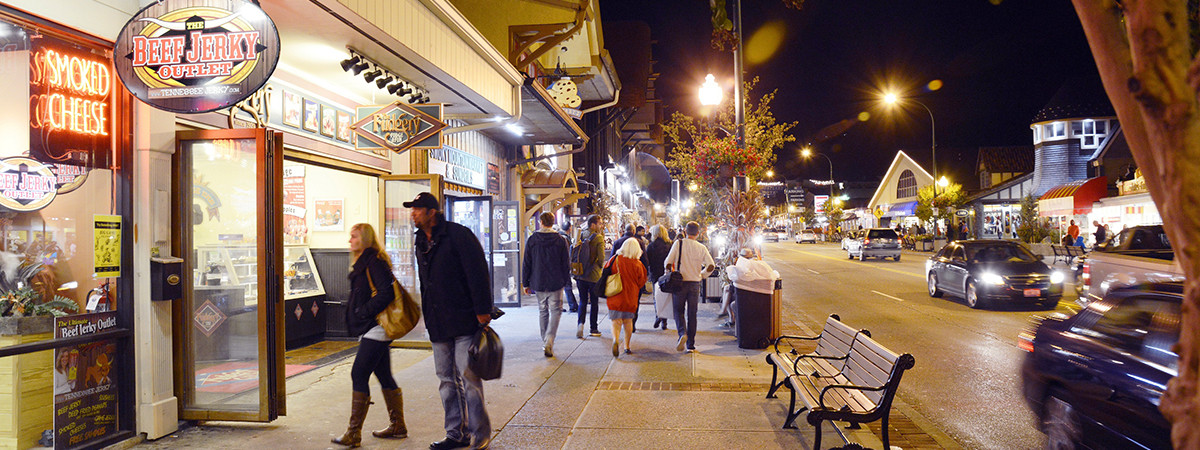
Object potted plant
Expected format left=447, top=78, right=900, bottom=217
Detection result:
left=0, top=258, right=79, bottom=335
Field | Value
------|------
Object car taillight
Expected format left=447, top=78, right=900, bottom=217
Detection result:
left=1017, top=331, right=1035, bottom=352
left=864, top=238, right=871, bottom=246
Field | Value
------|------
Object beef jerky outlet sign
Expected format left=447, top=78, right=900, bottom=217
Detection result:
left=113, top=0, right=280, bottom=114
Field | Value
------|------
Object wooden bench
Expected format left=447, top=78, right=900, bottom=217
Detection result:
left=764, top=315, right=870, bottom=422
left=1051, top=245, right=1085, bottom=264
left=788, top=332, right=916, bottom=450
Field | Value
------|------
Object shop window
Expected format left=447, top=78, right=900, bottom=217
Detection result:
left=896, top=170, right=916, bottom=199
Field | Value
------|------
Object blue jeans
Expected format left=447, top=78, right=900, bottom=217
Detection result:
left=576, top=279, right=599, bottom=331
left=672, top=281, right=701, bottom=349
left=432, top=335, right=491, bottom=444
left=564, top=278, right=579, bottom=310
left=535, top=290, right=563, bottom=347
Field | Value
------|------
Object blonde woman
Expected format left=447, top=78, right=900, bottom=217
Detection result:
left=332, top=223, right=406, bottom=447
left=607, top=238, right=647, bottom=356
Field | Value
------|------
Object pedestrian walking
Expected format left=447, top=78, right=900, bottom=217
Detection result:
left=610, top=223, right=649, bottom=331
left=665, top=221, right=715, bottom=352
left=331, top=223, right=407, bottom=447
left=405, top=192, right=493, bottom=450
left=1092, top=220, right=1108, bottom=247
left=645, top=225, right=672, bottom=330
left=558, top=222, right=579, bottom=312
left=573, top=215, right=606, bottom=338
left=523, top=212, right=571, bottom=358
left=606, top=238, right=647, bottom=357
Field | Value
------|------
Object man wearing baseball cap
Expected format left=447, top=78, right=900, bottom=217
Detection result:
left=405, top=192, right=494, bottom=450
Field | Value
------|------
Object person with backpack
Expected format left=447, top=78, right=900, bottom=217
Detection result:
left=572, top=215, right=606, bottom=338
left=523, top=212, right=571, bottom=358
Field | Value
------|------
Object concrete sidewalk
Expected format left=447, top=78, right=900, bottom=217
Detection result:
left=127, top=298, right=903, bottom=450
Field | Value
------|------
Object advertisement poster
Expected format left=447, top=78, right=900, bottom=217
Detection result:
left=283, top=165, right=306, bottom=244
left=54, top=312, right=119, bottom=449
left=314, top=199, right=343, bottom=232
left=93, top=215, right=121, bottom=277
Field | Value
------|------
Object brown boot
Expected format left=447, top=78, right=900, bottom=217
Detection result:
left=372, top=388, right=408, bottom=438
left=331, top=391, right=370, bottom=447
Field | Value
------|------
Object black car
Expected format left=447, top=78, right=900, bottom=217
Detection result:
left=925, top=240, right=1063, bottom=309
left=1019, top=282, right=1178, bottom=449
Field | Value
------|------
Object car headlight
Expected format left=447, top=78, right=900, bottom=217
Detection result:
left=753, top=235, right=764, bottom=246
left=713, top=235, right=727, bottom=248
left=1050, top=271, right=1065, bottom=284
left=981, top=272, right=1005, bottom=286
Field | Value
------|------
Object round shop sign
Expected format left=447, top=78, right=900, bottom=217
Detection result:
left=0, top=157, right=58, bottom=212
left=113, top=0, right=281, bottom=114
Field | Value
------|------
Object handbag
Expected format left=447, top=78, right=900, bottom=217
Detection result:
left=468, top=325, right=503, bottom=380
left=368, top=268, right=421, bottom=339
left=594, top=256, right=623, bottom=298
left=656, top=240, right=684, bottom=293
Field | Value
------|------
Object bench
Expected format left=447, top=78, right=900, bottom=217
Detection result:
left=789, top=332, right=916, bottom=450
left=764, top=315, right=870, bottom=424
left=1051, top=245, right=1085, bottom=264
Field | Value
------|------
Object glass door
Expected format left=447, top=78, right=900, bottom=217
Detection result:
left=445, top=195, right=495, bottom=305
left=381, top=175, right=443, bottom=343
left=173, top=128, right=284, bottom=421
left=492, top=201, right=520, bottom=307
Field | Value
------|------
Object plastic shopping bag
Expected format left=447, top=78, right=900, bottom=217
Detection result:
left=654, top=284, right=673, bottom=320
left=468, top=325, right=504, bottom=380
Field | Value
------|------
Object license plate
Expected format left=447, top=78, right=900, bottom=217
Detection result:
left=1024, top=288, right=1041, bottom=297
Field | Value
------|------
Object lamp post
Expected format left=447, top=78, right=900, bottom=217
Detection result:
left=883, top=92, right=937, bottom=198
left=801, top=146, right=834, bottom=197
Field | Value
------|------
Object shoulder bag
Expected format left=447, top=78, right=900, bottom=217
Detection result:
left=368, top=268, right=421, bottom=339
left=656, top=240, right=684, bottom=293
left=594, top=256, right=623, bottom=298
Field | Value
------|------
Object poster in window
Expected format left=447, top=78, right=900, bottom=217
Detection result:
left=54, top=311, right=119, bottom=449
left=321, top=105, right=336, bottom=138
left=337, top=111, right=353, bottom=142
left=93, top=215, right=121, bottom=277
left=303, top=99, right=319, bottom=132
left=314, top=199, right=343, bottom=232
left=283, top=165, right=307, bottom=244
left=282, top=90, right=302, bottom=128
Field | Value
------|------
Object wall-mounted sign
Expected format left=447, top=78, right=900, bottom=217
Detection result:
left=353, top=102, right=446, bottom=154
left=487, top=163, right=500, bottom=195
left=93, top=215, right=122, bottom=277
left=814, top=195, right=829, bottom=215
left=0, top=157, right=58, bottom=212
left=113, top=0, right=281, bottom=114
left=428, top=146, right=486, bottom=190
left=29, top=34, right=114, bottom=167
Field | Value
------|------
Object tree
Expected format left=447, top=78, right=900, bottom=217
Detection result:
left=800, top=205, right=816, bottom=229
left=914, top=183, right=966, bottom=236
left=1071, top=2, right=1200, bottom=446
left=1015, top=195, right=1054, bottom=244
left=823, top=198, right=844, bottom=229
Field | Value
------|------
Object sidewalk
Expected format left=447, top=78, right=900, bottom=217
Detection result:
left=127, top=298, right=904, bottom=450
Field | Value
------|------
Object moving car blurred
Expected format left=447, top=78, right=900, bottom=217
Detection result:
left=794, top=229, right=817, bottom=244
left=1079, top=224, right=1182, bottom=306
left=762, top=227, right=786, bottom=243
left=845, top=228, right=901, bottom=261
left=1019, top=282, right=1178, bottom=450
left=925, top=240, right=1062, bottom=309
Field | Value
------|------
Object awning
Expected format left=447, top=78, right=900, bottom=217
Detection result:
left=1038, top=176, right=1108, bottom=216
left=481, top=78, right=588, bottom=146
left=884, top=201, right=917, bottom=217
left=521, top=168, right=585, bottom=223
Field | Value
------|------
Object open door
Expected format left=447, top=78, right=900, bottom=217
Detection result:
left=172, top=128, right=285, bottom=421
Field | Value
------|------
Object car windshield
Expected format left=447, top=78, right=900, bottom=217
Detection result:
left=967, top=244, right=1039, bottom=263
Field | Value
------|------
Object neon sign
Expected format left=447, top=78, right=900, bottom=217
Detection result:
left=29, top=34, right=114, bottom=167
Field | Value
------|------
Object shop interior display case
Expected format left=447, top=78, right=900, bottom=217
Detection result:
left=283, top=245, right=326, bottom=349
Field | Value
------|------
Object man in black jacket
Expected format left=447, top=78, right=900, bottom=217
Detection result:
left=406, top=192, right=493, bottom=450
left=523, top=212, right=570, bottom=357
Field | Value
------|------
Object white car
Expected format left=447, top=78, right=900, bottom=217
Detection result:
left=795, top=230, right=817, bottom=244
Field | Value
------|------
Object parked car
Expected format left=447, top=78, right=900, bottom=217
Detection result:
left=795, top=229, right=817, bottom=244
left=841, top=230, right=861, bottom=250
left=845, top=228, right=901, bottom=261
left=1078, top=224, right=1182, bottom=306
left=1019, top=282, right=1178, bottom=450
left=762, top=227, right=785, bottom=243
left=925, top=239, right=1063, bottom=309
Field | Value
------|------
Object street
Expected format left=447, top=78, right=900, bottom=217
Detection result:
left=764, top=240, right=1078, bottom=449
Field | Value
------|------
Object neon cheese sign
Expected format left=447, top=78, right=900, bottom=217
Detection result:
left=28, top=34, right=114, bottom=167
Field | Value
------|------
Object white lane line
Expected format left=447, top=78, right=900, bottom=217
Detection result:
left=806, top=269, right=820, bottom=275
left=872, top=290, right=905, bottom=302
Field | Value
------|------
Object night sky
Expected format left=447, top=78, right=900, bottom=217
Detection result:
left=600, top=0, right=1100, bottom=186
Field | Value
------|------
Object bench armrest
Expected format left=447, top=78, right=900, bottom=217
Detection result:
left=773, top=334, right=819, bottom=353
left=817, top=383, right=885, bottom=409
left=791, top=353, right=848, bottom=376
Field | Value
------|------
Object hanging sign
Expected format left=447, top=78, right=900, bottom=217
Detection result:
left=0, top=157, right=58, bottom=212
left=352, top=102, right=446, bottom=154
left=29, top=33, right=114, bottom=167
left=113, top=0, right=281, bottom=114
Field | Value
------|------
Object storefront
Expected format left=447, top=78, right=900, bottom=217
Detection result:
left=867, top=150, right=934, bottom=230
left=1038, top=176, right=1108, bottom=243
left=0, top=5, right=136, bottom=449
left=964, top=172, right=1035, bottom=240
left=1088, top=172, right=1161, bottom=240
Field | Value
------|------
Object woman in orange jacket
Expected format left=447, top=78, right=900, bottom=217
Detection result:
left=606, top=238, right=647, bottom=357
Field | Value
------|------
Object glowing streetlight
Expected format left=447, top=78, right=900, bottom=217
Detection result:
left=699, top=74, right=723, bottom=106
left=800, top=145, right=834, bottom=197
left=687, top=182, right=698, bottom=192
left=766, top=169, right=775, bottom=178
left=882, top=89, right=939, bottom=198
left=788, top=204, right=796, bottom=212
left=937, top=176, right=949, bottom=187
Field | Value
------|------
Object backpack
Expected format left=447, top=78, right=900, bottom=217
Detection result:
left=570, top=231, right=594, bottom=276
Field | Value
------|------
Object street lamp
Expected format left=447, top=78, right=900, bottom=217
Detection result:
left=800, top=145, right=834, bottom=197
left=882, top=91, right=938, bottom=197
left=699, top=74, right=723, bottom=106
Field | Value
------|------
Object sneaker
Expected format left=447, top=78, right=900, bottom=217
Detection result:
left=624, top=348, right=632, bottom=355
left=612, top=340, right=620, bottom=357
left=687, top=347, right=696, bottom=353
left=577, top=324, right=584, bottom=339
left=543, top=342, right=553, bottom=358
left=718, top=322, right=733, bottom=328
left=590, top=330, right=601, bottom=337
left=676, top=335, right=686, bottom=352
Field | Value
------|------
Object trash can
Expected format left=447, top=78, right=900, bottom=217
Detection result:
left=735, top=286, right=773, bottom=349
left=704, top=271, right=722, bottom=303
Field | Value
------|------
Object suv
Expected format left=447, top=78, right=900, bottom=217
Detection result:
left=1020, top=282, right=1178, bottom=449
left=846, top=228, right=901, bottom=261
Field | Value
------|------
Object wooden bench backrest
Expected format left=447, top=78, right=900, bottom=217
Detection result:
left=814, top=316, right=863, bottom=358
left=842, top=333, right=903, bottom=405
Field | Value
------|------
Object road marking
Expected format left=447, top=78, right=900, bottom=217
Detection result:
left=776, top=246, right=924, bottom=279
left=872, top=290, right=905, bottom=302
left=806, top=269, right=820, bottom=275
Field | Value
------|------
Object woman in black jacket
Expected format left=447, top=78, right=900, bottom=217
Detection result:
left=332, top=223, right=407, bottom=447
left=645, top=225, right=673, bottom=330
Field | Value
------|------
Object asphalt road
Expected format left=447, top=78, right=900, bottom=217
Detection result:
left=763, top=241, right=1081, bottom=450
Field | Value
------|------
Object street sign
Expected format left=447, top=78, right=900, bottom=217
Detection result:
left=785, top=189, right=805, bottom=203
